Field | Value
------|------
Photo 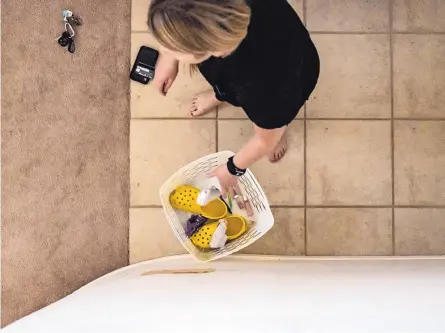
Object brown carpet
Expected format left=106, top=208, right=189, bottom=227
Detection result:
left=1, top=0, right=130, bottom=326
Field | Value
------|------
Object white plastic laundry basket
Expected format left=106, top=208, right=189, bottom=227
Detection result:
left=160, top=151, right=274, bottom=261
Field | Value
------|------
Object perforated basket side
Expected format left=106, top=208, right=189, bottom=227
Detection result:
left=205, top=167, right=275, bottom=261
left=160, top=152, right=230, bottom=204
left=160, top=151, right=274, bottom=262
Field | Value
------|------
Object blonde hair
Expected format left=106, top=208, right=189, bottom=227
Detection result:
left=147, top=0, right=251, bottom=57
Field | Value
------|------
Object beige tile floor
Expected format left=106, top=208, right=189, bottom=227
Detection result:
left=129, top=0, right=445, bottom=263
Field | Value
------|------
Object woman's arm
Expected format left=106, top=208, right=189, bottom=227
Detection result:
left=152, top=52, right=179, bottom=95
left=211, top=124, right=286, bottom=193
left=233, top=125, right=286, bottom=169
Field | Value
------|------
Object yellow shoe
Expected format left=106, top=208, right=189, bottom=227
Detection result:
left=169, top=185, right=228, bottom=220
left=224, top=215, right=247, bottom=240
left=190, top=215, right=248, bottom=249
left=190, top=221, right=226, bottom=249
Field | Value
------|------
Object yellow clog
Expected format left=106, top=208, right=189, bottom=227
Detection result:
left=169, top=185, right=227, bottom=220
left=224, top=215, right=247, bottom=240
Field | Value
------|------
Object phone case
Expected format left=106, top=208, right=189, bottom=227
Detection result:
left=130, top=46, right=159, bottom=84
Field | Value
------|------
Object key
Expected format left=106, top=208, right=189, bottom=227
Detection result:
left=58, top=31, right=71, bottom=47
left=63, top=9, right=82, bottom=25
left=67, top=15, right=82, bottom=26
left=67, top=37, right=76, bottom=53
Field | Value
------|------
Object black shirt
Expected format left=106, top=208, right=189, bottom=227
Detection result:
left=199, top=0, right=319, bottom=129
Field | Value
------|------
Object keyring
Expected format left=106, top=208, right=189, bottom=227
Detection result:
left=65, top=22, right=75, bottom=38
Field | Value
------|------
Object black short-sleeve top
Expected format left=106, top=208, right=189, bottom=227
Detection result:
left=198, top=0, right=319, bottom=129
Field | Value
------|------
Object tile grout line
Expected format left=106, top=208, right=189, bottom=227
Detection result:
left=303, top=104, right=308, bottom=255
left=129, top=29, right=134, bottom=264
left=301, top=0, right=308, bottom=251
left=302, top=0, right=308, bottom=255
left=130, top=117, right=218, bottom=121
left=302, top=0, right=307, bottom=26
left=303, top=1, right=308, bottom=255
left=389, top=0, right=396, bottom=256
left=308, top=31, right=390, bottom=35
left=131, top=31, right=445, bottom=35
left=130, top=204, right=445, bottom=209
left=389, top=118, right=445, bottom=121
left=215, top=107, right=219, bottom=153
left=309, top=31, right=445, bottom=35
left=128, top=24, right=133, bottom=263
left=131, top=205, right=164, bottom=209
left=130, top=117, right=445, bottom=121
left=308, top=31, right=445, bottom=35
left=302, top=0, right=308, bottom=253
left=278, top=205, right=445, bottom=208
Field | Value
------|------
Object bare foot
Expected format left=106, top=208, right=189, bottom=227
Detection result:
left=190, top=90, right=222, bottom=117
left=269, top=132, right=288, bottom=163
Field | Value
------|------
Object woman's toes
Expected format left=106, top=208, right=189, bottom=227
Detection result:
left=191, top=108, right=200, bottom=117
left=270, top=148, right=286, bottom=163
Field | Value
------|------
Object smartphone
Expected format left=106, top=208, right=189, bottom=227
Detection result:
left=130, top=46, right=159, bottom=84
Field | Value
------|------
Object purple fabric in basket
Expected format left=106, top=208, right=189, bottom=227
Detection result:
left=185, top=215, right=208, bottom=238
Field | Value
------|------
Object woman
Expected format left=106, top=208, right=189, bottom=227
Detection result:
left=148, top=0, right=319, bottom=194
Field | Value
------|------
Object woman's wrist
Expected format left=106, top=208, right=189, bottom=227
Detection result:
left=227, top=156, right=247, bottom=176
left=229, top=133, right=274, bottom=174
left=233, top=154, right=250, bottom=170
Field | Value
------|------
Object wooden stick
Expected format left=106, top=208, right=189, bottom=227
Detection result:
left=141, top=268, right=216, bottom=276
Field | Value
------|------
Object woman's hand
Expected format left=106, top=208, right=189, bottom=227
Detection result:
left=210, top=165, right=238, bottom=195
left=152, top=53, right=179, bottom=95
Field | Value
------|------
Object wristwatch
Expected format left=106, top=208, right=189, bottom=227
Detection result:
left=227, top=156, right=246, bottom=176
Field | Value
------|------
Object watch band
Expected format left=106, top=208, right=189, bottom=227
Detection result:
left=227, top=156, right=246, bottom=176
